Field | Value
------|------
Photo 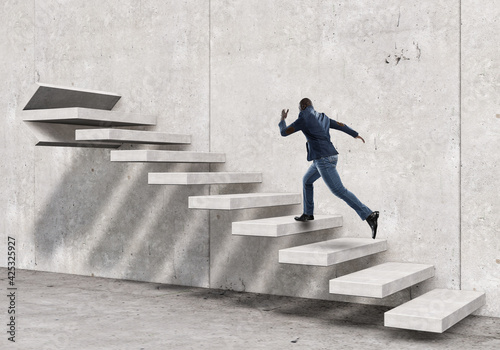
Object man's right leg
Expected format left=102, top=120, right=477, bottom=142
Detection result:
left=315, top=155, right=379, bottom=238
left=315, top=155, right=372, bottom=220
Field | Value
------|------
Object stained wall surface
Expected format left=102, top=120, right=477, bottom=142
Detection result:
left=0, top=0, right=498, bottom=317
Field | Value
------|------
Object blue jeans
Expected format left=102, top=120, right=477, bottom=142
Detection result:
left=302, top=155, right=372, bottom=220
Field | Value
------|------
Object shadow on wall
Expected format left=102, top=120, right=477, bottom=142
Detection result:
left=32, top=143, right=212, bottom=287
left=31, top=143, right=405, bottom=300
left=206, top=203, right=339, bottom=295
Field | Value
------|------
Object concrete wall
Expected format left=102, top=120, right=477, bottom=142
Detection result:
left=31, top=1, right=211, bottom=287
left=210, top=0, right=461, bottom=306
left=0, top=0, right=498, bottom=317
left=1, top=0, right=36, bottom=271
left=2, top=0, right=212, bottom=287
left=461, top=0, right=500, bottom=317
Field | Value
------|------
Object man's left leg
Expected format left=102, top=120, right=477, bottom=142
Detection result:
left=295, top=163, right=321, bottom=221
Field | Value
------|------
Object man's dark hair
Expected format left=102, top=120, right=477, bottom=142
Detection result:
left=299, top=98, right=313, bottom=110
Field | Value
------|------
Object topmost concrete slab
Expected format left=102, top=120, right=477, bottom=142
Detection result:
left=23, top=82, right=121, bottom=110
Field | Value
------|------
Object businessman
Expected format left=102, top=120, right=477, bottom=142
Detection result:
left=279, top=98, right=379, bottom=239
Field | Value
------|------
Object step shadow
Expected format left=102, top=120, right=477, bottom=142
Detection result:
left=32, top=143, right=213, bottom=287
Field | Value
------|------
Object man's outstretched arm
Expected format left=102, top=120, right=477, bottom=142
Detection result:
left=329, top=118, right=365, bottom=143
left=279, top=109, right=302, bottom=136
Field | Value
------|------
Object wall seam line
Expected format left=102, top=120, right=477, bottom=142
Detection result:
left=33, top=0, right=37, bottom=268
left=458, top=0, right=462, bottom=291
left=208, top=0, right=212, bottom=289
left=33, top=0, right=36, bottom=82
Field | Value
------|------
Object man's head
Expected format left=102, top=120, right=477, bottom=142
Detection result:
left=299, top=98, right=313, bottom=111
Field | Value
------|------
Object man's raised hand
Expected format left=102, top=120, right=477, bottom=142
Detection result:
left=281, top=109, right=289, bottom=121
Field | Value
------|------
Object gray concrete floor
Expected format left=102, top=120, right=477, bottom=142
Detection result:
left=1, top=268, right=499, bottom=350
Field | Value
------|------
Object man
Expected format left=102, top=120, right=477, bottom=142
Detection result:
left=279, top=98, right=379, bottom=239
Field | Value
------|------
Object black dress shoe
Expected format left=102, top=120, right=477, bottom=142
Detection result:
left=294, top=214, right=314, bottom=222
left=366, top=211, right=379, bottom=239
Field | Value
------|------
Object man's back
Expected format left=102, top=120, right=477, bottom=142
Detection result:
left=299, top=106, right=333, bottom=143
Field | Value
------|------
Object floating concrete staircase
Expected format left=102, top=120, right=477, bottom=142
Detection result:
left=110, top=150, right=225, bottom=163
left=22, top=83, right=485, bottom=333
left=278, top=238, right=387, bottom=266
left=329, top=262, right=435, bottom=298
left=189, top=193, right=301, bottom=210
left=384, top=289, right=486, bottom=333
left=232, top=214, right=342, bottom=237
left=149, top=172, right=262, bottom=185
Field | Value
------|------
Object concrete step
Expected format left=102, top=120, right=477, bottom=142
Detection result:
left=23, top=82, right=120, bottom=110
left=278, top=238, right=387, bottom=266
left=232, top=215, right=342, bottom=237
left=75, top=128, right=191, bottom=145
left=24, top=122, right=121, bottom=148
left=384, top=289, right=486, bottom=333
left=188, top=193, right=301, bottom=210
left=329, top=262, right=435, bottom=298
left=110, top=150, right=225, bottom=163
left=22, top=107, right=156, bottom=126
left=148, top=172, right=262, bottom=185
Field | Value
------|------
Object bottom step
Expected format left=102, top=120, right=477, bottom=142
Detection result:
left=384, top=289, right=485, bottom=333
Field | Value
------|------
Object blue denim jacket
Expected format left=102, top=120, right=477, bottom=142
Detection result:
left=279, top=106, right=359, bottom=161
